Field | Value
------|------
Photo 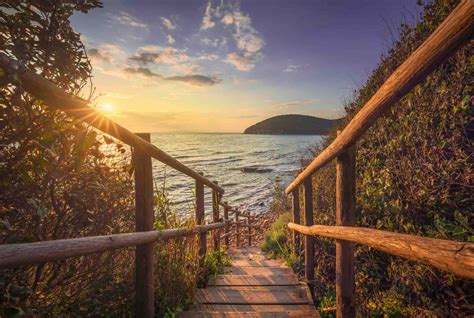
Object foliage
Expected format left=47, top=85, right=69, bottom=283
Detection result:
left=0, top=2, right=224, bottom=316
left=287, top=0, right=473, bottom=316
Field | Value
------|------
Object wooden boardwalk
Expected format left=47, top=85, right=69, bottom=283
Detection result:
left=181, top=247, right=319, bottom=317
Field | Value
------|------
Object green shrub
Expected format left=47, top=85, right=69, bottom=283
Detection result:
left=285, top=0, right=474, bottom=316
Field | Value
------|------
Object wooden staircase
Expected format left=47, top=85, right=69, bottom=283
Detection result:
left=181, top=247, right=320, bottom=317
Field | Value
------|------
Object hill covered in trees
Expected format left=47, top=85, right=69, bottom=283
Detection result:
left=243, top=114, right=341, bottom=135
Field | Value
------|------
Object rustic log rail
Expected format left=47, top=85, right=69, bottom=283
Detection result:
left=285, top=1, right=474, bottom=317
left=0, top=55, right=254, bottom=317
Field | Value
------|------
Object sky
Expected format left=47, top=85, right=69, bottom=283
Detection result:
left=71, top=0, right=421, bottom=133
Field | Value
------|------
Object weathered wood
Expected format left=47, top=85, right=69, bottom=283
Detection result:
left=132, top=133, right=154, bottom=318
left=227, top=266, right=293, bottom=276
left=0, top=54, right=223, bottom=195
left=303, top=177, right=315, bottom=298
left=335, top=132, right=356, bottom=318
left=209, top=274, right=299, bottom=286
left=230, top=259, right=288, bottom=268
left=291, top=189, right=301, bottom=256
left=196, top=176, right=206, bottom=269
left=0, top=223, right=225, bottom=268
left=287, top=223, right=474, bottom=279
left=285, top=0, right=474, bottom=194
left=224, top=202, right=230, bottom=248
left=182, top=304, right=320, bottom=317
left=212, top=182, right=220, bottom=252
left=195, top=286, right=313, bottom=305
left=247, top=214, right=252, bottom=246
left=235, top=211, right=240, bottom=247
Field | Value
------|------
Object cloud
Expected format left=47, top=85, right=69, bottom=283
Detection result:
left=201, top=37, right=227, bottom=48
left=197, top=53, right=219, bottom=61
left=167, top=35, right=175, bottom=45
left=225, top=52, right=259, bottom=71
left=283, top=64, right=307, bottom=72
left=270, top=99, right=318, bottom=110
left=123, top=67, right=221, bottom=87
left=128, top=46, right=189, bottom=65
left=123, top=67, right=162, bottom=78
left=165, top=74, right=221, bottom=87
left=88, top=48, right=112, bottom=63
left=160, top=17, right=176, bottom=30
left=109, top=11, right=147, bottom=28
left=201, top=2, right=216, bottom=30
left=200, top=1, right=264, bottom=71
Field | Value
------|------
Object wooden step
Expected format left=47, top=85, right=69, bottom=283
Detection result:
left=195, top=286, right=313, bottom=305
left=225, top=266, right=293, bottom=276
left=187, top=304, right=319, bottom=313
left=209, top=274, right=299, bottom=286
left=179, top=310, right=320, bottom=317
left=230, top=259, right=287, bottom=267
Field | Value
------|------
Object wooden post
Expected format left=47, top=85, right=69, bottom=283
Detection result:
left=224, top=202, right=230, bottom=248
left=196, top=173, right=206, bottom=270
left=291, top=189, right=301, bottom=255
left=212, top=181, right=220, bottom=252
left=133, top=133, right=154, bottom=318
left=303, top=177, right=314, bottom=299
left=247, top=214, right=252, bottom=246
left=336, top=132, right=356, bottom=318
left=235, top=210, right=240, bottom=247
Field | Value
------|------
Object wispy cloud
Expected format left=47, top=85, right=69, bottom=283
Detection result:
left=270, top=99, right=319, bottom=110
left=200, top=1, right=264, bottom=72
left=201, top=2, right=215, bottom=30
left=109, top=11, right=147, bottom=28
left=88, top=48, right=112, bottom=63
left=283, top=64, right=305, bottom=73
left=128, top=46, right=189, bottom=65
left=166, top=35, right=176, bottom=45
left=122, top=66, right=221, bottom=87
left=160, top=17, right=176, bottom=30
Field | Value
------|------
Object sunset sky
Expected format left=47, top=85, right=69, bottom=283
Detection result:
left=71, top=0, right=420, bottom=133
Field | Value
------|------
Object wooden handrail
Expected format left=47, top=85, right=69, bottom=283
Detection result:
left=285, top=0, right=474, bottom=194
left=0, top=222, right=225, bottom=268
left=288, top=223, right=474, bottom=279
left=0, top=53, right=223, bottom=194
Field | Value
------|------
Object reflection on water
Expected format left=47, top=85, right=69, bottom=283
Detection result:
left=150, top=134, right=322, bottom=218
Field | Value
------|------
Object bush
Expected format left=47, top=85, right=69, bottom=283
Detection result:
left=288, top=0, right=474, bottom=316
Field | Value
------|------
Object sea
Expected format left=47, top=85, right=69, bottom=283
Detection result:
left=150, top=134, right=323, bottom=218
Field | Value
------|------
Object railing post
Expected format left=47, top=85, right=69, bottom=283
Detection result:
left=303, top=177, right=315, bottom=299
left=291, top=189, right=301, bottom=255
left=224, top=202, right=230, bottom=248
left=212, top=181, right=220, bottom=252
left=247, top=214, right=252, bottom=246
left=132, top=133, right=154, bottom=318
left=336, top=133, right=356, bottom=318
left=235, top=210, right=240, bottom=247
left=196, top=173, right=206, bottom=271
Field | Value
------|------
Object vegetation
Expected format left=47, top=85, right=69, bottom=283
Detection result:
left=243, top=114, right=341, bottom=135
left=0, top=1, right=227, bottom=316
left=267, top=0, right=473, bottom=316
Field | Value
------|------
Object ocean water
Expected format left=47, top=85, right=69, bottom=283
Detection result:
left=150, top=134, right=322, bottom=218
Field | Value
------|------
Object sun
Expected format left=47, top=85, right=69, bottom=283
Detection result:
left=103, top=103, right=113, bottom=112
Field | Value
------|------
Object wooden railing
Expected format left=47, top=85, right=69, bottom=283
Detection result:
left=285, top=1, right=474, bottom=317
left=0, top=53, right=253, bottom=317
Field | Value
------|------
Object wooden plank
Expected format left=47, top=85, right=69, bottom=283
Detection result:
left=291, top=189, right=301, bottom=256
left=224, top=202, right=230, bottom=248
left=230, top=259, right=288, bottom=267
left=196, top=175, right=206, bottom=269
left=179, top=310, right=319, bottom=317
left=235, top=211, right=240, bottom=247
left=303, top=177, right=315, bottom=298
left=0, top=223, right=225, bottom=268
left=212, top=182, right=220, bottom=252
left=288, top=223, right=474, bottom=279
left=247, top=215, right=252, bottom=246
left=335, top=131, right=356, bottom=318
left=195, top=286, right=313, bottom=305
left=133, top=133, right=154, bottom=318
left=209, top=274, right=299, bottom=286
left=285, top=0, right=474, bottom=194
left=188, top=304, right=319, bottom=313
left=225, top=266, right=293, bottom=276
